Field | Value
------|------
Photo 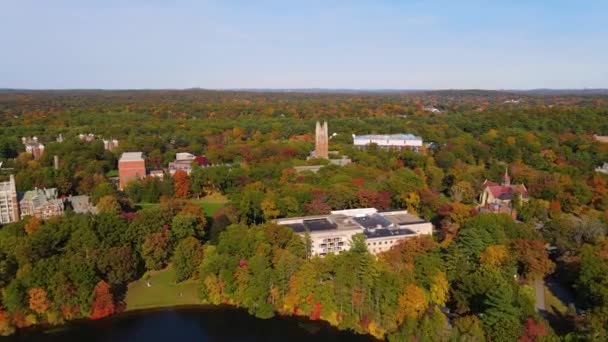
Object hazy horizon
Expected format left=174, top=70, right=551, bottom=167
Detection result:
left=1, top=0, right=607, bottom=89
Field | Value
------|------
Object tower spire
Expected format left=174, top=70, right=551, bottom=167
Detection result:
left=502, top=166, right=511, bottom=186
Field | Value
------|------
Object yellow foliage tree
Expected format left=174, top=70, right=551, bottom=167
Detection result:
left=400, top=192, right=420, bottom=215
left=480, top=245, right=509, bottom=268
left=429, top=272, right=449, bottom=305
left=261, top=196, right=280, bottom=220
left=396, top=284, right=428, bottom=325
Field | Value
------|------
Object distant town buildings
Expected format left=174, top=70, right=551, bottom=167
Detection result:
left=103, top=138, right=119, bottom=151
left=56, top=134, right=64, bottom=143
left=479, top=168, right=529, bottom=214
left=353, top=134, right=423, bottom=152
left=276, top=208, right=433, bottom=257
left=168, top=152, right=209, bottom=175
left=423, top=106, right=442, bottom=113
left=596, top=162, right=608, bottom=175
left=503, top=99, right=522, bottom=104
left=22, top=137, right=45, bottom=159
left=78, top=133, right=96, bottom=142
left=0, top=175, right=20, bottom=224
left=119, top=152, right=146, bottom=190
left=20, top=187, right=64, bottom=220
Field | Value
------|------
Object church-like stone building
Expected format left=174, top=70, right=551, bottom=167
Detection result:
left=479, top=167, right=528, bottom=214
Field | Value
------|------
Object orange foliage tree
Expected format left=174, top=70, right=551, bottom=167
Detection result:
left=173, top=170, right=190, bottom=198
left=90, top=280, right=115, bottom=319
left=512, top=240, right=555, bottom=280
left=28, top=288, right=49, bottom=314
left=24, top=217, right=42, bottom=235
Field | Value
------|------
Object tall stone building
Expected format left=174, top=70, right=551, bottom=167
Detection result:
left=20, top=187, right=64, bottom=220
left=0, top=175, right=20, bottom=224
left=314, top=121, right=329, bottom=159
left=22, top=137, right=45, bottom=159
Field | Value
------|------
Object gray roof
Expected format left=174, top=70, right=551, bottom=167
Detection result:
left=21, top=188, right=60, bottom=208
left=120, top=152, right=144, bottom=161
left=68, top=195, right=97, bottom=214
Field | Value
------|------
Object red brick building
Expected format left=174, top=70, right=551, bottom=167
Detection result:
left=119, top=152, right=146, bottom=190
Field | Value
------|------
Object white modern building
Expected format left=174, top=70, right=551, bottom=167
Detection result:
left=352, top=134, right=423, bottom=151
left=275, top=208, right=433, bottom=257
left=0, top=175, right=20, bottom=224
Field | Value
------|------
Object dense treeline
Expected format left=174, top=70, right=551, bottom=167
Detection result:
left=0, top=90, right=607, bottom=339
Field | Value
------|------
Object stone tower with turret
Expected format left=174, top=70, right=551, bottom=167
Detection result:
left=314, top=121, right=329, bottom=159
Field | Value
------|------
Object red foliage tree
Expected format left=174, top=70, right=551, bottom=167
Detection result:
left=309, top=302, right=322, bottom=320
left=90, top=280, right=115, bottom=320
left=518, top=318, right=548, bottom=342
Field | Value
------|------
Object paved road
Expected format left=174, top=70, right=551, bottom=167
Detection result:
left=534, top=278, right=546, bottom=311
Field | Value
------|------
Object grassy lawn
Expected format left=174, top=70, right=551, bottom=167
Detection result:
left=106, top=169, right=119, bottom=177
left=134, top=194, right=228, bottom=216
left=124, top=266, right=201, bottom=311
left=189, top=193, right=229, bottom=216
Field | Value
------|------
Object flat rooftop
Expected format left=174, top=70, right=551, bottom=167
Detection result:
left=383, top=211, right=428, bottom=225
left=353, top=213, right=392, bottom=229
left=365, top=227, right=417, bottom=239
left=276, top=208, right=430, bottom=236
left=120, top=152, right=144, bottom=161
left=353, top=134, right=422, bottom=141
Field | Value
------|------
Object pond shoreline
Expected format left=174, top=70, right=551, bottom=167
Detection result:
left=10, top=305, right=378, bottom=342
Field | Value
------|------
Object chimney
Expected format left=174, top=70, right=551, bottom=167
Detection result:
left=54, top=155, right=59, bottom=170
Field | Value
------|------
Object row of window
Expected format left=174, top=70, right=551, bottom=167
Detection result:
left=367, top=239, right=396, bottom=247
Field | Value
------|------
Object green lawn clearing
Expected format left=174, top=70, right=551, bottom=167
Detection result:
left=124, top=266, right=201, bottom=311
left=189, top=193, right=229, bottom=216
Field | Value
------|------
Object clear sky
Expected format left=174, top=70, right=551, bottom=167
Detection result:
left=1, top=0, right=607, bottom=89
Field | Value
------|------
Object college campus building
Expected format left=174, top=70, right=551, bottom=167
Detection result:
left=118, top=152, right=146, bottom=190
left=168, top=152, right=209, bottom=175
left=19, top=188, right=64, bottom=220
left=311, top=121, right=329, bottom=159
left=103, top=138, right=119, bottom=151
left=352, top=134, right=423, bottom=151
left=0, top=175, right=20, bottom=224
left=22, top=137, right=45, bottom=159
left=479, top=168, right=529, bottom=214
left=303, top=121, right=351, bottom=169
left=275, top=208, right=433, bottom=257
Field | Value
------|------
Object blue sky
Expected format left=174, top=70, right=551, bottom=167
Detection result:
left=1, top=0, right=607, bottom=89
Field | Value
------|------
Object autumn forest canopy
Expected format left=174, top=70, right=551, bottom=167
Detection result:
left=0, top=89, right=607, bottom=341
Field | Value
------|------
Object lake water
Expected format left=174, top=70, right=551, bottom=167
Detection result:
left=10, top=306, right=377, bottom=342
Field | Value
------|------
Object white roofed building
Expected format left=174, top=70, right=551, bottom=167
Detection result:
left=353, top=134, right=423, bottom=152
left=275, top=208, right=432, bottom=257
